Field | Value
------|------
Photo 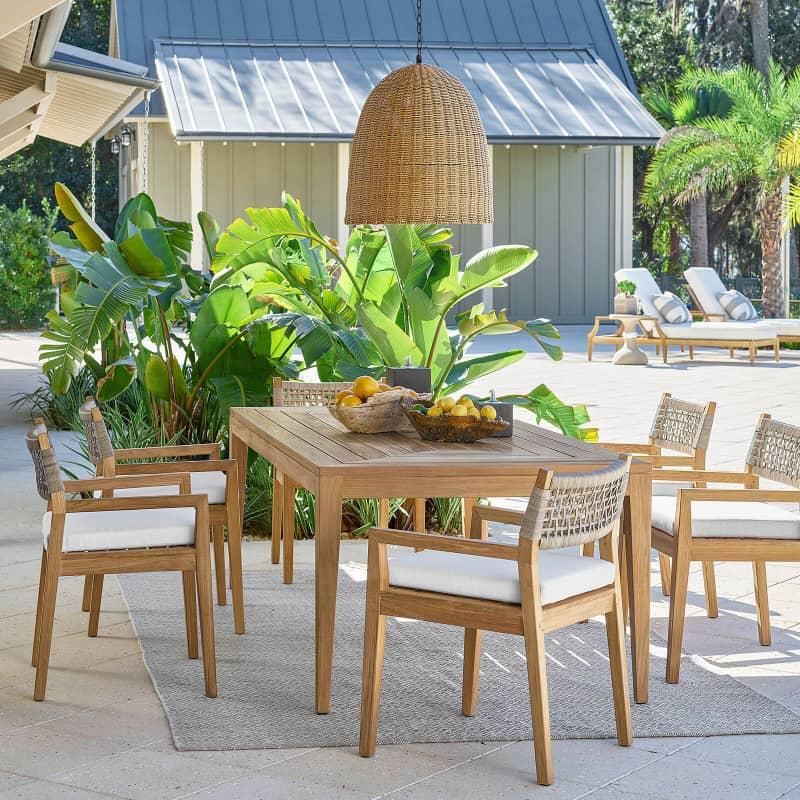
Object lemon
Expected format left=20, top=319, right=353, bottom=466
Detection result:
left=427, top=405, right=443, bottom=417
left=457, top=395, right=475, bottom=408
left=352, top=375, right=380, bottom=400
left=480, top=405, right=497, bottom=420
left=468, top=408, right=481, bottom=420
left=450, top=404, right=468, bottom=417
left=335, top=390, right=353, bottom=404
left=377, top=383, right=392, bottom=392
left=340, top=395, right=363, bottom=408
left=438, top=396, right=456, bottom=412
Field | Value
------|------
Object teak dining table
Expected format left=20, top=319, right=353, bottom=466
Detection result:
left=230, top=407, right=653, bottom=712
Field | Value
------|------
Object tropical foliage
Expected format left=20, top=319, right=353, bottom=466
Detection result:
left=644, top=62, right=800, bottom=316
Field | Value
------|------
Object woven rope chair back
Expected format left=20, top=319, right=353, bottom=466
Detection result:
left=273, top=380, right=353, bottom=408
left=26, top=423, right=63, bottom=501
left=519, top=461, right=630, bottom=550
left=78, top=398, right=114, bottom=466
left=649, top=393, right=715, bottom=455
left=746, top=415, right=800, bottom=488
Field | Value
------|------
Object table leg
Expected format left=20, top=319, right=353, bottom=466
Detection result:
left=315, top=477, right=344, bottom=714
left=230, top=430, right=249, bottom=536
left=625, top=467, right=652, bottom=704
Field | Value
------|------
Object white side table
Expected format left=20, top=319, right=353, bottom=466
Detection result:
left=609, top=314, right=656, bottom=365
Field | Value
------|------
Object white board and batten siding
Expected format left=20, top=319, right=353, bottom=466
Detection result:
left=128, top=123, right=632, bottom=324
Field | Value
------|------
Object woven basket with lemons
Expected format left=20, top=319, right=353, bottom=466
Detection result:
left=328, top=376, right=423, bottom=434
left=402, top=395, right=509, bottom=443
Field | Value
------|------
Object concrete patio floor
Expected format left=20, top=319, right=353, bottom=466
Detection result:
left=2, top=328, right=800, bottom=799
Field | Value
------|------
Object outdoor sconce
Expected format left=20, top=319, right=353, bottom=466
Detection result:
left=119, top=126, right=134, bottom=147
left=109, top=137, right=121, bottom=155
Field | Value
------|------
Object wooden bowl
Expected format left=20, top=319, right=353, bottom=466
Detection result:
left=401, top=398, right=510, bottom=443
left=328, top=388, right=426, bottom=434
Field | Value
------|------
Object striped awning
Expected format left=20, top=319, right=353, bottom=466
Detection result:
left=154, top=40, right=663, bottom=145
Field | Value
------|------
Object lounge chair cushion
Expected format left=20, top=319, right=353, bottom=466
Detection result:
left=651, top=495, right=800, bottom=539
left=659, top=321, right=777, bottom=341
left=684, top=268, right=729, bottom=317
left=110, top=471, right=227, bottom=505
left=718, top=289, right=759, bottom=321
left=772, top=319, right=800, bottom=337
left=653, top=292, right=691, bottom=324
left=389, top=548, right=615, bottom=606
left=615, top=268, right=662, bottom=318
left=42, top=507, right=197, bottom=552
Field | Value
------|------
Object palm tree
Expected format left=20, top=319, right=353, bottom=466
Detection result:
left=645, top=61, right=800, bottom=317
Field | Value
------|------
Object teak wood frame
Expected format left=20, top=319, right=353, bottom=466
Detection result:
left=358, top=471, right=632, bottom=786
left=586, top=315, right=780, bottom=365
left=229, top=406, right=654, bottom=714
left=79, top=401, right=244, bottom=634
left=652, top=413, right=800, bottom=683
left=271, top=378, right=432, bottom=585
left=30, top=427, right=217, bottom=701
left=595, top=393, right=720, bottom=617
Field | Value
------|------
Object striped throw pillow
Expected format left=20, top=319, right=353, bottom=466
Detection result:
left=718, top=289, right=759, bottom=321
left=653, top=292, right=691, bottom=324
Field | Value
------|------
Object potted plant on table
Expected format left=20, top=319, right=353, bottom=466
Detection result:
left=614, top=280, right=638, bottom=315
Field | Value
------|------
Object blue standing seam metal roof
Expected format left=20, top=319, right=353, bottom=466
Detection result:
left=154, top=40, right=662, bottom=144
left=115, top=0, right=640, bottom=117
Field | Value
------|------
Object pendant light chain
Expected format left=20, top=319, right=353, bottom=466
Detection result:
left=142, top=90, right=151, bottom=194
left=416, top=0, right=423, bottom=64
left=90, top=139, right=96, bottom=221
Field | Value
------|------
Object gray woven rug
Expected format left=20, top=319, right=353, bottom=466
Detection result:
left=119, top=565, right=800, bottom=751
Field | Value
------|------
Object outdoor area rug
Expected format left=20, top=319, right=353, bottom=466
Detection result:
left=119, top=564, right=800, bottom=751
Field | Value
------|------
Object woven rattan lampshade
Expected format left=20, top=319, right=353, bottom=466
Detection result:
left=345, top=63, right=492, bottom=225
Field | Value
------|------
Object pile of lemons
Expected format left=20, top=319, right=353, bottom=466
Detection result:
left=419, top=395, right=497, bottom=421
left=334, top=376, right=398, bottom=407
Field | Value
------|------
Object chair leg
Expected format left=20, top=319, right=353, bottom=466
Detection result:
left=271, top=469, right=284, bottom=566
left=182, top=570, right=199, bottom=659
left=33, top=550, right=59, bottom=701
left=666, top=544, right=691, bottom=684
left=522, top=615, right=553, bottom=785
left=227, top=514, right=245, bottom=636
left=212, top=524, right=227, bottom=606
left=81, top=574, right=93, bottom=612
left=749, top=342, right=756, bottom=365
left=658, top=553, right=671, bottom=597
left=87, top=574, right=104, bottom=638
left=702, top=561, right=718, bottom=618
left=359, top=572, right=387, bottom=757
left=283, top=481, right=295, bottom=585
left=413, top=497, right=426, bottom=532
left=195, top=533, right=217, bottom=698
left=688, top=345, right=694, bottom=361
left=605, top=579, right=632, bottom=747
left=32, top=549, right=47, bottom=667
left=618, top=533, right=630, bottom=629
left=775, top=342, right=781, bottom=362
left=461, top=628, right=483, bottom=716
left=753, top=561, right=771, bottom=646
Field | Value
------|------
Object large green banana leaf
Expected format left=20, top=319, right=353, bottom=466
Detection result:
left=355, top=303, right=422, bottom=366
left=441, top=350, right=525, bottom=397
left=54, top=183, right=109, bottom=252
left=39, top=311, right=86, bottom=394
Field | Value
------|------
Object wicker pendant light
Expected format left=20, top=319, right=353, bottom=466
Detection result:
left=345, top=0, right=492, bottom=225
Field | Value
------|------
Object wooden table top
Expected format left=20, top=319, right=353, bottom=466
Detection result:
left=231, top=407, right=625, bottom=477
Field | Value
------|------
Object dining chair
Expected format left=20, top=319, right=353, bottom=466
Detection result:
left=652, top=414, right=800, bottom=683
left=359, top=460, right=632, bottom=786
left=271, top=377, right=428, bottom=584
left=78, top=398, right=244, bottom=634
left=27, top=421, right=216, bottom=700
left=594, top=392, right=720, bottom=616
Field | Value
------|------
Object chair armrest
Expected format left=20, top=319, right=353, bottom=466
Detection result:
left=652, top=469, right=753, bottom=484
left=471, top=504, right=526, bottom=527
left=65, top=493, right=209, bottom=514
left=596, top=442, right=659, bottom=456
left=115, top=459, right=237, bottom=475
left=63, top=473, right=192, bottom=494
left=678, top=488, right=800, bottom=503
left=369, top=527, right=519, bottom=560
left=114, top=443, right=221, bottom=461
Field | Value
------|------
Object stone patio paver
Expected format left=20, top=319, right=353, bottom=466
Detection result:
left=2, top=329, right=800, bottom=799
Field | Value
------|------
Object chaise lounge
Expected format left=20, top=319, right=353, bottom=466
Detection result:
left=600, top=269, right=780, bottom=365
left=684, top=267, right=800, bottom=345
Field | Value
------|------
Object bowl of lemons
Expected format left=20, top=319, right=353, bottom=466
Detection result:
left=401, top=395, right=509, bottom=443
left=329, top=376, right=423, bottom=433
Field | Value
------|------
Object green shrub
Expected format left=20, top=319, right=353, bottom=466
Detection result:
left=0, top=203, right=57, bottom=329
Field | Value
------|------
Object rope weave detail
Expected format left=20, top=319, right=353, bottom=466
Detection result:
left=26, top=427, right=63, bottom=500
left=649, top=394, right=713, bottom=455
left=273, top=381, right=353, bottom=408
left=746, top=417, right=800, bottom=488
left=79, top=399, right=114, bottom=466
left=519, top=462, right=629, bottom=549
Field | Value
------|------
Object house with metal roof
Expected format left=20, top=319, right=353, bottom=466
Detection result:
left=110, top=0, right=662, bottom=324
left=0, top=1, right=157, bottom=160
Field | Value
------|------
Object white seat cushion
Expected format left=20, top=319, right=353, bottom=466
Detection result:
left=684, top=267, right=729, bottom=317
left=772, top=319, right=800, bottom=337
left=659, top=321, right=777, bottom=341
left=388, top=548, right=615, bottom=606
left=111, top=471, right=227, bottom=505
left=651, top=495, right=800, bottom=539
left=42, top=507, right=197, bottom=552
left=652, top=481, right=693, bottom=497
